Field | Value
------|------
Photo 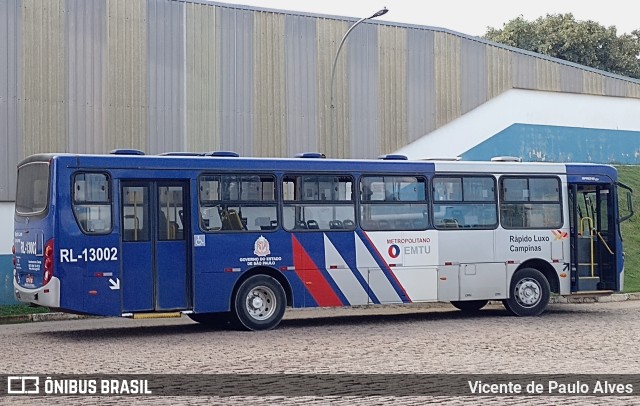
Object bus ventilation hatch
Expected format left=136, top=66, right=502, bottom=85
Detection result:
left=490, top=156, right=522, bottom=162
left=378, top=154, right=408, bottom=160
left=206, top=151, right=240, bottom=157
left=295, top=152, right=326, bottom=159
left=110, top=149, right=145, bottom=155
left=158, top=152, right=205, bottom=156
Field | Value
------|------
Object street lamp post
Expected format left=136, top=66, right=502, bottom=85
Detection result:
left=329, top=7, right=388, bottom=142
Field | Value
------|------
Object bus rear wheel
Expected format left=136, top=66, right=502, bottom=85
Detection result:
left=450, top=300, right=488, bottom=313
left=232, top=275, right=286, bottom=331
left=503, top=268, right=550, bottom=316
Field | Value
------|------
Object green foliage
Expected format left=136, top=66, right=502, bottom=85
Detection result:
left=485, top=14, right=640, bottom=79
left=0, top=304, right=49, bottom=317
left=617, top=166, right=640, bottom=292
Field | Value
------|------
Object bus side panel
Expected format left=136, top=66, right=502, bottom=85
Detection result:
left=438, top=230, right=507, bottom=300
left=357, top=230, right=439, bottom=303
left=191, top=232, right=309, bottom=312
left=192, top=273, right=237, bottom=313
left=56, top=171, right=121, bottom=316
left=56, top=233, right=122, bottom=317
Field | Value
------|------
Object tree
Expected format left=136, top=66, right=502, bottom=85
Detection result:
left=484, top=14, right=640, bottom=79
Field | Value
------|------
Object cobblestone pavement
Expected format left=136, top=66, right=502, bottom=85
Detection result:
left=2, top=301, right=640, bottom=405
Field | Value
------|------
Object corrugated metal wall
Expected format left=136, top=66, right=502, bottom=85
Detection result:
left=406, top=29, right=435, bottom=144
left=285, top=14, right=318, bottom=156
left=186, top=2, right=217, bottom=152
left=0, top=0, right=20, bottom=200
left=21, top=0, right=67, bottom=156
left=66, top=0, right=106, bottom=153
left=2, top=0, right=640, bottom=201
left=347, top=22, right=379, bottom=159
left=148, top=0, right=183, bottom=153
left=105, top=0, right=147, bottom=151
left=253, top=10, right=286, bottom=157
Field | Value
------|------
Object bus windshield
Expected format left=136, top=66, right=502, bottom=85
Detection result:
left=15, top=161, right=50, bottom=215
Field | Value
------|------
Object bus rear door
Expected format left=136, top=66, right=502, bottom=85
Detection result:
left=120, top=181, right=191, bottom=313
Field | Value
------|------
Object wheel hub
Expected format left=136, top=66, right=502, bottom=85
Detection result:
left=516, top=278, right=540, bottom=307
left=251, top=295, right=264, bottom=310
left=245, top=286, right=276, bottom=321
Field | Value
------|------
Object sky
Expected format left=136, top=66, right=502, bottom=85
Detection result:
left=207, top=0, right=638, bottom=37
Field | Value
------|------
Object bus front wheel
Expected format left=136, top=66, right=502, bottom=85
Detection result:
left=232, top=275, right=286, bottom=331
left=450, top=300, right=488, bottom=313
left=503, top=268, right=550, bottom=316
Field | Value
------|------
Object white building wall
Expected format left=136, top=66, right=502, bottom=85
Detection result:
left=0, top=202, right=14, bottom=255
left=395, top=89, right=640, bottom=160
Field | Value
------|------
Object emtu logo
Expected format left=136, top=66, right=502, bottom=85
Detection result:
left=388, top=245, right=401, bottom=258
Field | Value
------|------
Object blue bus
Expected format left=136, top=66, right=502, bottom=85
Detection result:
left=13, top=151, right=633, bottom=330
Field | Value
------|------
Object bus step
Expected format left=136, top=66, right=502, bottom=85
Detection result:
left=568, top=290, right=614, bottom=296
left=130, top=312, right=182, bottom=319
left=576, top=276, right=600, bottom=291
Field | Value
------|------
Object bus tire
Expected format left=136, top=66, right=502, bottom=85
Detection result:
left=502, top=268, right=550, bottom=316
left=188, top=312, right=231, bottom=326
left=450, top=300, right=488, bottom=313
left=232, top=275, right=286, bottom=331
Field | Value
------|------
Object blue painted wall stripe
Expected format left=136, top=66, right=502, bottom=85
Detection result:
left=0, top=255, right=18, bottom=305
left=461, top=124, right=640, bottom=164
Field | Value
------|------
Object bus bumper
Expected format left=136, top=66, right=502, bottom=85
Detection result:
left=14, top=275, right=61, bottom=308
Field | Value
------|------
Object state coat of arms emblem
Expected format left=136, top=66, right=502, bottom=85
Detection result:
left=254, top=235, right=270, bottom=257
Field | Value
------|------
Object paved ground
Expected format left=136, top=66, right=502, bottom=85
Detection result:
left=2, top=300, right=640, bottom=405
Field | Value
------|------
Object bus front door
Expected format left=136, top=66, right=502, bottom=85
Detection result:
left=569, top=183, right=618, bottom=292
left=120, top=181, right=191, bottom=313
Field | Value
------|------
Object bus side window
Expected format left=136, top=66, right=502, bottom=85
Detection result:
left=73, top=173, right=113, bottom=234
left=199, top=174, right=277, bottom=232
left=360, top=176, right=428, bottom=231
left=282, top=174, right=355, bottom=232
left=500, top=177, right=561, bottom=229
left=158, top=186, right=185, bottom=240
left=122, top=186, right=149, bottom=241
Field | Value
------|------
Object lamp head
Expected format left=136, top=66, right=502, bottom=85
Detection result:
left=370, top=7, right=388, bottom=19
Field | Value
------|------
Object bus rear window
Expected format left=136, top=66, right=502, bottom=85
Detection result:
left=16, top=162, right=50, bottom=215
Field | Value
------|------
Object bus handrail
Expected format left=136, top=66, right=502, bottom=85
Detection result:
left=597, top=231, right=615, bottom=255
left=580, top=217, right=595, bottom=277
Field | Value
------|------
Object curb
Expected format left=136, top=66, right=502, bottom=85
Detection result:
left=0, top=312, right=88, bottom=325
left=549, top=292, right=640, bottom=304
left=1, top=293, right=639, bottom=325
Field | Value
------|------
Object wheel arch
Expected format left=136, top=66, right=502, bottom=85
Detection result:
left=517, top=258, right=559, bottom=294
left=231, top=266, right=293, bottom=308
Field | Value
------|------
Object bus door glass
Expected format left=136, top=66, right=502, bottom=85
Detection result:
left=569, top=183, right=617, bottom=291
left=120, top=180, right=190, bottom=312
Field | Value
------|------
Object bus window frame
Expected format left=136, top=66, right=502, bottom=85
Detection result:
left=499, top=175, right=563, bottom=230
left=71, top=171, right=114, bottom=235
left=432, top=174, right=499, bottom=231
left=198, top=172, right=279, bottom=233
left=359, top=174, right=430, bottom=231
left=282, top=173, right=356, bottom=232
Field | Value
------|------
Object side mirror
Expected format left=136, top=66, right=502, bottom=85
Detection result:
left=617, top=182, right=634, bottom=223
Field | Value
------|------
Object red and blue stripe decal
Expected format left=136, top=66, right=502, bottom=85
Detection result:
left=291, top=235, right=345, bottom=307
